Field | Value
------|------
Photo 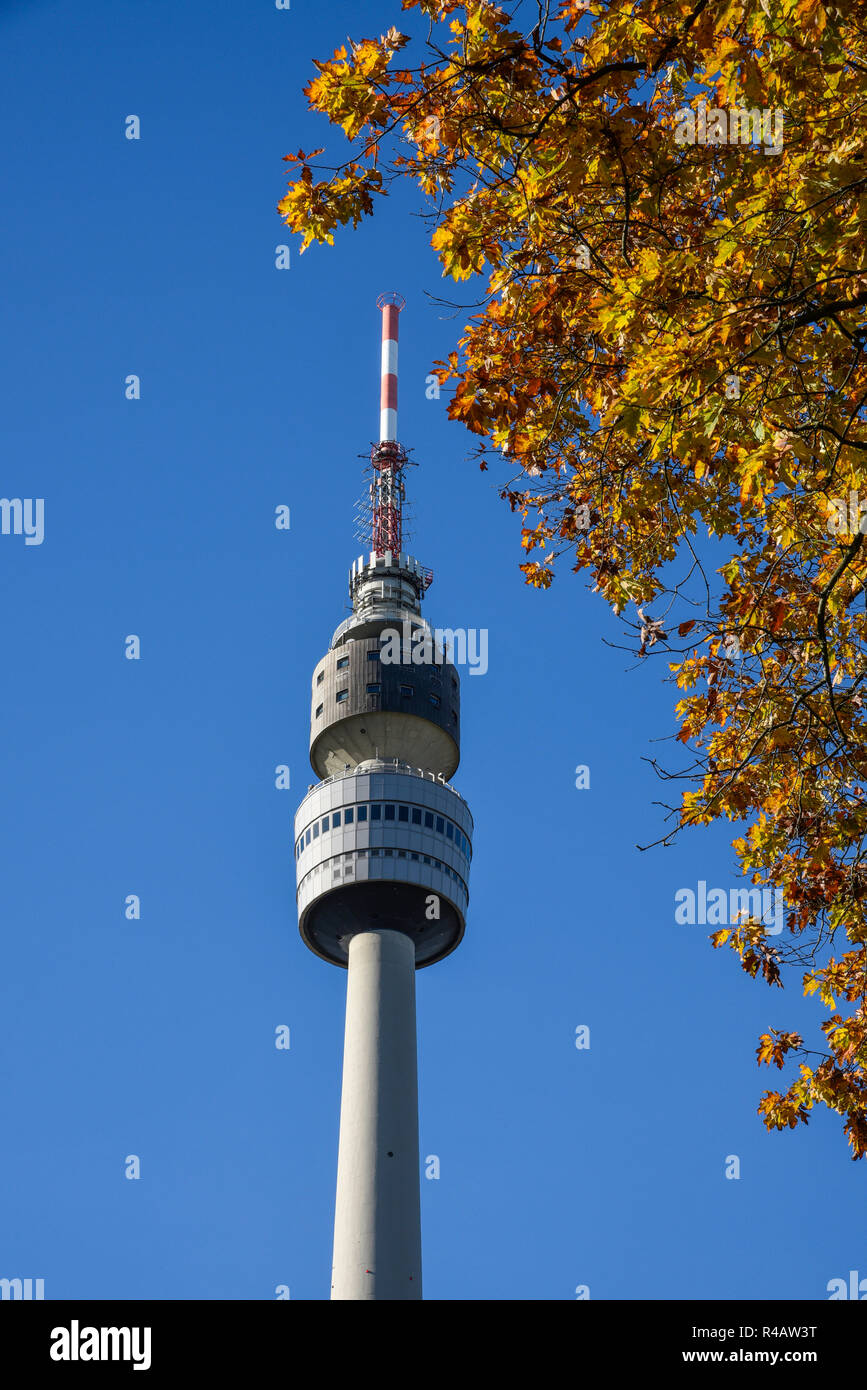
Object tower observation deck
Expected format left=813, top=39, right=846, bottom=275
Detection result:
left=293, top=295, right=473, bottom=1300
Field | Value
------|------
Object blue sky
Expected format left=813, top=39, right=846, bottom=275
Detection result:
left=0, top=0, right=862, bottom=1301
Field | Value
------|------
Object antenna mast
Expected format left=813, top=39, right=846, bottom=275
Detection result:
left=372, top=291, right=408, bottom=558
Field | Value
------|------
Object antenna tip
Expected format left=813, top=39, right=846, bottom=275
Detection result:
left=376, top=291, right=405, bottom=312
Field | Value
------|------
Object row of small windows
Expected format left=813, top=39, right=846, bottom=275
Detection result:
left=300, top=847, right=466, bottom=888
left=315, top=686, right=447, bottom=718
left=317, top=653, right=381, bottom=686
left=315, top=647, right=459, bottom=686
left=295, top=804, right=471, bottom=859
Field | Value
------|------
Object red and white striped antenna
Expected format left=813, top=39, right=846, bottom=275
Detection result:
left=377, top=290, right=405, bottom=442
left=369, top=292, right=408, bottom=558
left=351, top=294, right=433, bottom=590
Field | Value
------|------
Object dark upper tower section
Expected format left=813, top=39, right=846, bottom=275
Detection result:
left=306, top=293, right=461, bottom=781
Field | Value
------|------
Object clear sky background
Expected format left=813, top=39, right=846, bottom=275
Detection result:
left=1, top=0, right=863, bottom=1301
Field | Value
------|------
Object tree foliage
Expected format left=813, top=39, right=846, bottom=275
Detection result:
left=279, top=0, right=867, bottom=1156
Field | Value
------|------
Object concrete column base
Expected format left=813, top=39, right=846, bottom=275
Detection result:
left=330, top=928, right=422, bottom=1300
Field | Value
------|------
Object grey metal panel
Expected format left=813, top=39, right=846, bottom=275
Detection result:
left=294, top=763, right=472, bottom=967
left=309, top=631, right=460, bottom=777
left=295, top=772, right=475, bottom=867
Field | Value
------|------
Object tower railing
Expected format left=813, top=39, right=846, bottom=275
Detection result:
left=305, top=758, right=470, bottom=807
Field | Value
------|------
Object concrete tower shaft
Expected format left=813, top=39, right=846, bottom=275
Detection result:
left=331, top=929, right=421, bottom=1300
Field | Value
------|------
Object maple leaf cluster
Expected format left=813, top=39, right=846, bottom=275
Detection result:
left=279, top=0, right=867, bottom=1156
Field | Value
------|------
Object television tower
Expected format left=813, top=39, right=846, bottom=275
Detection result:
left=293, top=294, right=473, bottom=1300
